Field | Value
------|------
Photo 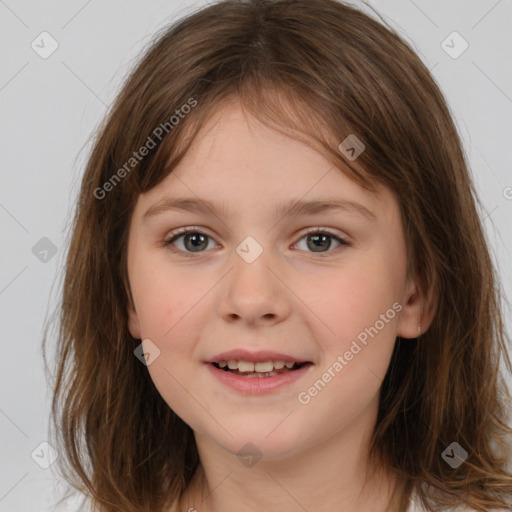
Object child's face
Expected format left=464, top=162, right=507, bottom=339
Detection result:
left=126, top=98, right=421, bottom=460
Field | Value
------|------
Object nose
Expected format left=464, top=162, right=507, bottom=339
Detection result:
left=217, top=247, right=291, bottom=326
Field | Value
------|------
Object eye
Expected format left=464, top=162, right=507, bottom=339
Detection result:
left=293, top=228, right=350, bottom=257
left=163, top=227, right=350, bottom=258
left=163, top=227, right=217, bottom=257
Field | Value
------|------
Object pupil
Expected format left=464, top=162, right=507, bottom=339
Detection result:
left=185, top=233, right=208, bottom=252
left=308, top=233, right=330, bottom=252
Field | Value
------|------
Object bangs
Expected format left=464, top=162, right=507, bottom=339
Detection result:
left=132, top=80, right=381, bottom=202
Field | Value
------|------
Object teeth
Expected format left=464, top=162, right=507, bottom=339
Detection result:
left=244, top=371, right=278, bottom=378
left=254, top=361, right=273, bottom=372
left=217, top=360, right=298, bottom=372
left=238, top=361, right=255, bottom=372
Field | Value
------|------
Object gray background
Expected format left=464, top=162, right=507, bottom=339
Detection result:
left=0, top=0, right=511, bottom=510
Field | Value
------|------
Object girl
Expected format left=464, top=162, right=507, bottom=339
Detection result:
left=43, top=1, right=512, bottom=511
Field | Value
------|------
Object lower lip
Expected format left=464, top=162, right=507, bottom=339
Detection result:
left=205, top=363, right=313, bottom=395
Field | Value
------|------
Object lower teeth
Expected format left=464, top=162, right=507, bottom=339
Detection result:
left=241, top=371, right=277, bottom=378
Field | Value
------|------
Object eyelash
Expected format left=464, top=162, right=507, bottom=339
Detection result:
left=162, top=227, right=350, bottom=258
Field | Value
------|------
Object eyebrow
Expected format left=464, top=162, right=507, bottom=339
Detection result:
left=142, top=196, right=377, bottom=222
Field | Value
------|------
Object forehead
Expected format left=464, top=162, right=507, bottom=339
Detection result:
left=135, top=98, right=399, bottom=224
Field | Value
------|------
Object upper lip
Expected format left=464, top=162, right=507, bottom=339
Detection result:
left=206, top=349, right=312, bottom=364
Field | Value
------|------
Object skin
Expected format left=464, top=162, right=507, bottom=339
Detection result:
left=126, top=97, right=436, bottom=512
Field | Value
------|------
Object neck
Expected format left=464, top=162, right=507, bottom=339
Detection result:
left=176, top=399, right=407, bottom=512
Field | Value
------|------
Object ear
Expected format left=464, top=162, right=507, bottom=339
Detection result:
left=127, top=303, right=141, bottom=339
left=397, top=274, right=437, bottom=339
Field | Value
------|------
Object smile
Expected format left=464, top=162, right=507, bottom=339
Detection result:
left=206, top=361, right=314, bottom=394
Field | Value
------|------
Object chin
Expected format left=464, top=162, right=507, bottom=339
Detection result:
left=203, top=421, right=307, bottom=462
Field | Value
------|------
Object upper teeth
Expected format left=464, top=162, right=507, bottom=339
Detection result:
left=218, top=360, right=296, bottom=372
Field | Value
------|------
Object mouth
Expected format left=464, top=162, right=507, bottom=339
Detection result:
left=210, top=360, right=313, bottom=378
left=206, top=359, right=314, bottom=395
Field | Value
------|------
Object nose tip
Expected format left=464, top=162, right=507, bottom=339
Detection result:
left=219, top=263, right=290, bottom=326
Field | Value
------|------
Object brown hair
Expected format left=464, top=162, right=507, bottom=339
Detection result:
left=42, top=0, right=512, bottom=511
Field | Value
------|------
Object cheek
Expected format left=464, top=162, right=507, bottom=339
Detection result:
left=306, top=257, right=401, bottom=341
left=130, top=255, right=206, bottom=338
left=131, top=278, right=174, bottom=337
left=131, top=265, right=208, bottom=423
